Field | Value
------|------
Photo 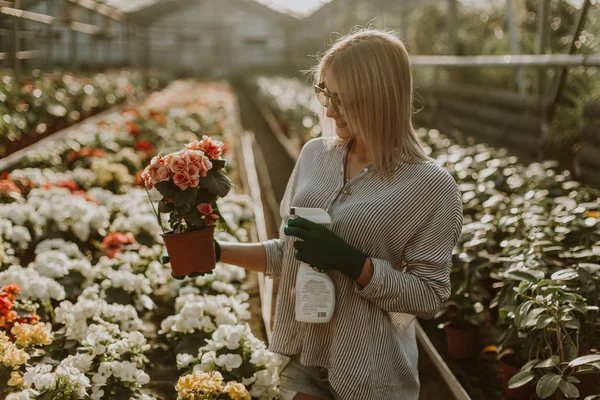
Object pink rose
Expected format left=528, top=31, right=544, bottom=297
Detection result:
left=187, top=164, right=200, bottom=179
left=197, top=155, right=212, bottom=177
left=155, top=164, right=170, bottom=183
left=189, top=174, right=199, bottom=188
left=173, top=172, right=191, bottom=190
left=169, top=154, right=188, bottom=174
left=141, top=170, right=153, bottom=189
left=197, top=203, right=213, bottom=215
left=187, top=150, right=205, bottom=165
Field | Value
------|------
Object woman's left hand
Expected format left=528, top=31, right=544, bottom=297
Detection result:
left=284, top=217, right=367, bottom=280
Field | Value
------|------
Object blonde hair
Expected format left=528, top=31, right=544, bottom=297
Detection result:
left=311, top=28, right=431, bottom=178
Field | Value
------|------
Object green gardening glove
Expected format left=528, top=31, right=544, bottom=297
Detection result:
left=162, top=240, right=222, bottom=280
left=284, top=217, right=367, bottom=281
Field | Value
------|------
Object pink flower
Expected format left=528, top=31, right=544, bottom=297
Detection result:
left=197, top=156, right=212, bottom=177
left=187, top=136, right=224, bottom=160
left=205, top=213, right=219, bottom=226
left=140, top=170, right=153, bottom=189
left=155, top=164, right=170, bottom=182
left=187, top=164, right=200, bottom=179
left=173, top=172, right=191, bottom=190
left=197, top=203, right=213, bottom=215
left=169, top=154, right=188, bottom=174
left=149, top=164, right=170, bottom=184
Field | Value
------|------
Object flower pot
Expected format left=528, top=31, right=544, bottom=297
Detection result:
left=499, top=354, right=534, bottom=400
left=574, top=371, right=599, bottom=398
left=444, top=324, right=478, bottom=359
left=161, top=227, right=215, bottom=276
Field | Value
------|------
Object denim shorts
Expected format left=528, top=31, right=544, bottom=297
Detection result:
left=279, top=355, right=344, bottom=400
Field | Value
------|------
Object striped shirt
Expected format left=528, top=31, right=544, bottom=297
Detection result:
left=262, top=137, right=463, bottom=400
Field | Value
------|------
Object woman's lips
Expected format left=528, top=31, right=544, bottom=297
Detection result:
left=335, top=120, right=347, bottom=128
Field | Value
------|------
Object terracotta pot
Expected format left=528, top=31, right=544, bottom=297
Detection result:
left=444, top=324, right=478, bottom=359
left=574, top=371, right=599, bottom=398
left=499, top=354, right=534, bottom=400
left=161, top=227, right=215, bottom=276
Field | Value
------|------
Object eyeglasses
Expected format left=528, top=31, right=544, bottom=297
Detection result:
left=314, top=82, right=342, bottom=114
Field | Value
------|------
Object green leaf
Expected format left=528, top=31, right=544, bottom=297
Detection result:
left=200, top=169, right=233, bottom=198
left=564, top=319, right=580, bottom=330
left=536, top=373, right=562, bottom=399
left=522, top=308, right=546, bottom=328
left=558, top=380, right=580, bottom=398
left=508, top=370, right=536, bottom=389
left=535, top=356, right=559, bottom=368
left=504, top=270, right=539, bottom=282
left=522, top=359, right=541, bottom=371
left=551, top=269, right=580, bottom=281
left=568, top=355, right=600, bottom=368
left=572, top=301, right=588, bottom=314
left=515, top=300, right=533, bottom=327
left=155, top=181, right=198, bottom=206
left=535, top=315, right=554, bottom=329
left=555, top=293, right=578, bottom=303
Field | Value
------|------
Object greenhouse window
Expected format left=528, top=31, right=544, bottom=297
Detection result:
left=244, top=38, right=267, bottom=47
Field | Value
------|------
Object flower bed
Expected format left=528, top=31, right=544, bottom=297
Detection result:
left=0, top=69, right=168, bottom=158
left=251, top=76, right=321, bottom=148
left=0, top=80, right=280, bottom=400
left=254, top=76, right=600, bottom=400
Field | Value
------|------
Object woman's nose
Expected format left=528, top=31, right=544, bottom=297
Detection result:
left=325, top=102, right=336, bottom=118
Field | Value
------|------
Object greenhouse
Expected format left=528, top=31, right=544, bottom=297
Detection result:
left=0, top=0, right=599, bottom=399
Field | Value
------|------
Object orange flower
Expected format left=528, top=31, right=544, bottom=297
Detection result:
left=56, top=180, right=79, bottom=192
left=585, top=211, right=600, bottom=219
left=0, top=180, right=22, bottom=195
left=126, top=121, right=141, bottom=136
left=72, top=190, right=99, bottom=205
left=102, top=232, right=136, bottom=249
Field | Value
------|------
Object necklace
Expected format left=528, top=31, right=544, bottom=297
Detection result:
left=344, top=139, right=356, bottom=184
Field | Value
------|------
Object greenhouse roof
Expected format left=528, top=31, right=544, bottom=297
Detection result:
left=128, top=0, right=300, bottom=25
left=95, top=0, right=330, bottom=17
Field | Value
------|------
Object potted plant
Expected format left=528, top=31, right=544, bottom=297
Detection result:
left=503, top=268, right=599, bottom=399
left=142, top=135, right=233, bottom=277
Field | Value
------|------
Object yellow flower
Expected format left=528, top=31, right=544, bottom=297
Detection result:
left=224, top=381, right=251, bottom=400
left=5, top=345, right=30, bottom=367
left=585, top=210, right=600, bottom=219
left=8, top=371, right=24, bottom=387
left=11, top=322, right=53, bottom=348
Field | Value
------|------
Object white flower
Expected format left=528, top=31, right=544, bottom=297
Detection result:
left=216, top=354, right=243, bottom=371
left=176, top=353, right=195, bottom=369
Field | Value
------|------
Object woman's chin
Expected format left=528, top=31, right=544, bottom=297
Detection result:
left=335, top=125, right=352, bottom=139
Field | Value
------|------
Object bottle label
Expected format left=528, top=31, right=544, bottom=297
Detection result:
left=299, top=278, right=334, bottom=319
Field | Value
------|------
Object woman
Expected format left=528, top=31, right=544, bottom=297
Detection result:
left=216, top=29, right=463, bottom=400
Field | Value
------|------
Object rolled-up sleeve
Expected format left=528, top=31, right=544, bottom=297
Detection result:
left=262, top=151, right=303, bottom=279
left=356, top=176, right=463, bottom=319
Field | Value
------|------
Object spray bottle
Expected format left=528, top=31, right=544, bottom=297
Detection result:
left=291, top=207, right=336, bottom=323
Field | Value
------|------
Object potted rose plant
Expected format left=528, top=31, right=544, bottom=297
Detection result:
left=141, top=135, right=233, bottom=277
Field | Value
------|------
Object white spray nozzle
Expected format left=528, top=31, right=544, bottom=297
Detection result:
left=289, top=207, right=332, bottom=224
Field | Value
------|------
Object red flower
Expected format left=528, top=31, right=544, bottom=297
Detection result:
left=135, top=140, right=155, bottom=154
left=205, top=213, right=220, bottom=226
left=2, top=172, right=10, bottom=180
left=197, top=203, right=213, bottom=215
left=107, top=248, right=123, bottom=259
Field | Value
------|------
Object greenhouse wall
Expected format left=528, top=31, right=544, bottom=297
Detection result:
left=145, top=0, right=290, bottom=75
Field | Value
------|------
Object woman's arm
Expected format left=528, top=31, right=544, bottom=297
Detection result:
left=355, top=175, right=464, bottom=319
left=219, top=242, right=267, bottom=273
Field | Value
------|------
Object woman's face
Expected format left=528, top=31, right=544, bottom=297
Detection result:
left=323, top=73, right=352, bottom=140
